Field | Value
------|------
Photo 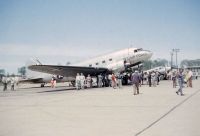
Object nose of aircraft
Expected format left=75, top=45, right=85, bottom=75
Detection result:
left=144, top=50, right=153, bottom=59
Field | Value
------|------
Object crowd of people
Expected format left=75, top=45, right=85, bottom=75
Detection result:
left=131, top=70, right=162, bottom=95
left=73, top=68, right=196, bottom=96
left=1, top=68, right=197, bottom=96
left=171, top=69, right=193, bottom=88
left=1, top=76, right=17, bottom=91
left=170, top=69, right=194, bottom=96
left=74, top=73, right=124, bottom=90
left=133, top=68, right=196, bottom=96
left=73, top=71, right=162, bottom=92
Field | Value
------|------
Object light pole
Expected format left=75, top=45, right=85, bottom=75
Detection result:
left=170, top=52, right=173, bottom=68
left=172, top=49, right=180, bottom=68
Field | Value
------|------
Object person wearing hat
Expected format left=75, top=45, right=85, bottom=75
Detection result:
left=176, top=69, right=184, bottom=96
left=131, top=71, right=140, bottom=95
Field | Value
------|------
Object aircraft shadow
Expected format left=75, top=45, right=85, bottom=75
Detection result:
left=19, top=86, right=51, bottom=89
left=19, top=85, right=70, bottom=90
left=37, top=87, right=76, bottom=93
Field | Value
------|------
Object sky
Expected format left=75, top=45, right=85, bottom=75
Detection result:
left=0, top=0, right=200, bottom=74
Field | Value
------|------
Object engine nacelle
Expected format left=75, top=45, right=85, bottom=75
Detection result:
left=107, top=60, right=127, bottom=73
left=56, top=75, right=64, bottom=79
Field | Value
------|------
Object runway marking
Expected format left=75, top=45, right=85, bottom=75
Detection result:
left=134, top=89, right=200, bottom=136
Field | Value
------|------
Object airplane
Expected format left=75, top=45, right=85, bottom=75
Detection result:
left=28, top=47, right=153, bottom=86
left=144, top=66, right=171, bottom=79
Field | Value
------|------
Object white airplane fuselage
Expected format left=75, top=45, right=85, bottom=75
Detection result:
left=26, top=47, right=152, bottom=84
left=74, top=48, right=152, bottom=72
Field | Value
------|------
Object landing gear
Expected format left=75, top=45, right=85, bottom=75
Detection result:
left=41, top=83, right=45, bottom=87
left=71, top=81, right=75, bottom=87
left=122, top=75, right=129, bottom=85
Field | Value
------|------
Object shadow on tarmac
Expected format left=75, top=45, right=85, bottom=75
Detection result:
left=19, top=85, right=70, bottom=90
left=19, top=86, right=51, bottom=89
left=37, top=87, right=76, bottom=93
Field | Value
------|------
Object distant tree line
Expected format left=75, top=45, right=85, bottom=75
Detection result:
left=18, top=66, right=26, bottom=76
left=180, top=59, right=200, bottom=67
left=142, top=59, right=169, bottom=70
left=0, top=69, right=15, bottom=77
left=0, top=69, right=5, bottom=75
left=142, top=59, right=200, bottom=70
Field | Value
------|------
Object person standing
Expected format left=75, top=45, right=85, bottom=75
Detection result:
left=102, top=74, right=106, bottom=87
left=172, top=71, right=177, bottom=88
left=80, top=73, right=85, bottom=89
left=53, top=78, right=56, bottom=88
left=2, top=76, right=8, bottom=91
left=86, top=74, right=92, bottom=88
left=144, top=72, right=148, bottom=85
left=188, top=70, right=193, bottom=88
left=98, top=74, right=103, bottom=88
left=141, top=71, right=144, bottom=85
left=51, top=77, right=54, bottom=88
left=117, top=73, right=123, bottom=88
left=185, top=70, right=190, bottom=87
left=51, top=76, right=56, bottom=88
left=111, top=74, right=117, bottom=89
left=151, top=71, right=157, bottom=87
left=10, top=77, right=15, bottom=91
left=156, top=71, right=160, bottom=85
left=75, top=73, right=81, bottom=90
left=138, top=72, right=142, bottom=87
left=131, top=71, right=140, bottom=95
left=148, top=72, right=152, bottom=87
left=104, top=74, right=109, bottom=87
left=108, top=74, right=112, bottom=87
left=176, top=69, right=184, bottom=96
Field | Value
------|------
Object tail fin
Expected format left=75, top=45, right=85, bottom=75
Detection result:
left=25, top=58, right=43, bottom=78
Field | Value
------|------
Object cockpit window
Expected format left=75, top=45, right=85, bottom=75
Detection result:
left=134, top=48, right=143, bottom=53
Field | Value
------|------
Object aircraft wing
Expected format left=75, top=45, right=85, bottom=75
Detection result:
left=28, top=65, right=109, bottom=77
left=18, top=78, right=43, bottom=83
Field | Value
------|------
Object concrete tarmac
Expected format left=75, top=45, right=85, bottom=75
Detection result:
left=0, top=80, right=200, bottom=136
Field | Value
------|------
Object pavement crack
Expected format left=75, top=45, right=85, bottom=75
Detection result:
left=134, top=89, right=200, bottom=136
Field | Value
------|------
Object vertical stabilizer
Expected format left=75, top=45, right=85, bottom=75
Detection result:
left=25, top=58, right=43, bottom=78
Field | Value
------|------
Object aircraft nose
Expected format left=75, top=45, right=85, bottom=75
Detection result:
left=144, top=50, right=153, bottom=58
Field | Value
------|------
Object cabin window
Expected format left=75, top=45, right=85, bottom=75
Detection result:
left=102, top=60, right=106, bottom=63
left=96, top=62, right=99, bottom=65
left=109, top=58, right=112, bottom=61
left=138, top=48, right=143, bottom=51
left=89, top=64, right=92, bottom=67
left=134, top=48, right=143, bottom=53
